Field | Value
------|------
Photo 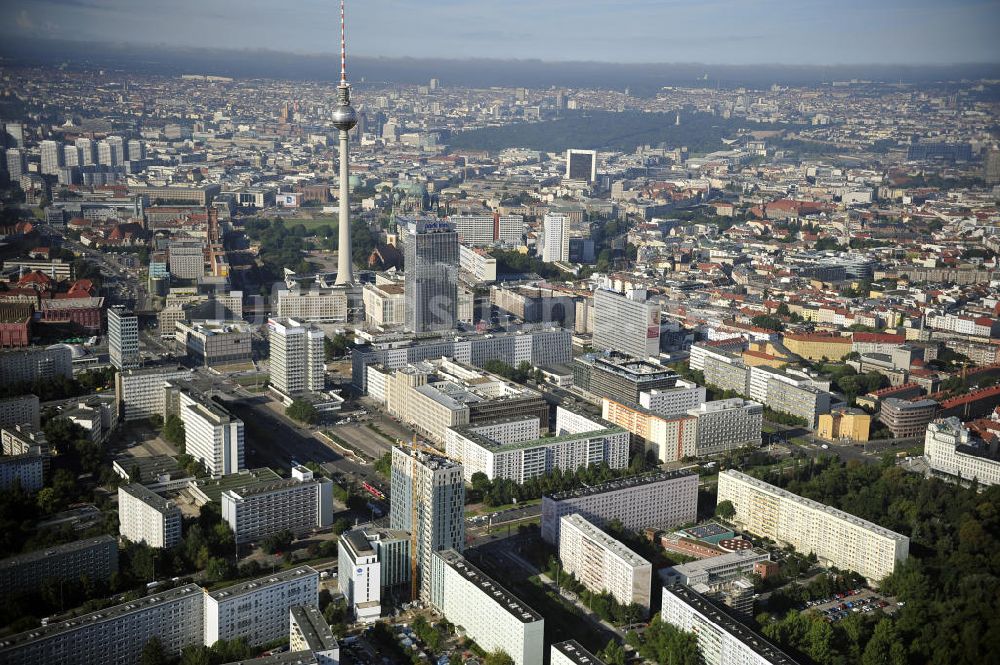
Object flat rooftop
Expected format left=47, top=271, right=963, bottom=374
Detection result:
left=436, top=549, right=542, bottom=624
left=341, top=529, right=376, bottom=558
left=0, top=584, right=202, bottom=651
left=113, top=454, right=185, bottom=483
left=665, top=585, right=800, bottom=665
left=119, top=483, right=177, bottom=515
left=0, top=535, right=115, bottom=570
left=191, top=467, right=282, bottom=503
left=667, top=548, right=770, bottom=577
left=290, top=604, right=338, bottom=651
left=209, top=566, right=317, bottom=601
left=548, top=470, right=697, bottom=502
left=723, top=470, right=909, bottom=544
left=551, top=640, right=607, bottom=665
left=562, top=514, right=651, bottom=568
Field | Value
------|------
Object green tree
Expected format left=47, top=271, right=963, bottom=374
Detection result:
left=139, top=637, right=168, bottom=665
left=163, top=414, right=186, bottom=450
left=286, top=400, right=318, bottom=424
left=862, top=619, right=907, bottom=665
left=483, top=649, right=515, bottom=665
left=598, top=639, right=626, bottom=665
left=715, top=500, right=736, bottom=520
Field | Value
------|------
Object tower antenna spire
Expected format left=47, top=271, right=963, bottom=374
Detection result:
left=340, top=0, right=348, bottom=86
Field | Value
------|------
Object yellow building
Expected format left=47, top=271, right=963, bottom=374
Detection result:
left=782, top=332, right=853, bottom=361
left=817, top=409, right=872, bottom=443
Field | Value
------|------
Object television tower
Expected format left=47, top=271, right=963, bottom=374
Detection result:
left=332, top=0, right=358, bottom=286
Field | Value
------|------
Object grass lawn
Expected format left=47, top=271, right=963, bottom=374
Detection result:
left=286, top=217, right=339, bottom=232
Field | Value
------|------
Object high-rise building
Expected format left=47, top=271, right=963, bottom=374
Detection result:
left=75, top=137, right=96, bottom=165
left=542, top=213, right=570, bottom=263
left=40, top=140, right=63, bottom=175
left=986, top=147, right=1000, bottom=185
left=118, top=483, right=183, bottom=548
left=451, top=213, right=524, bottom=246
left=558, top=514, right=652, bottom=615
left=0, top=395, right=40, bottom=430
left=0, top=535, right=118, bottom=596
left=430, top=549, right=544, bottom=665
left=221, top=465, right=332, bottom=544
left=0, top=583, right=204, bottom=665
left=267, top=317, right=326, bottom=398
left=0, top=346, right=73, bottom=384
left=717, top=470, right=909, bottom=582
left=63, top=143, right=82, bottom=168
left=661, top=585, right=798, bottom=665
left=108, top=306, right=140, bottom=370
left=168, top=239, right=206, bottom=280
left=551, top=641, right=607, bottom=665
left=402, top=217, right=459, bottom=333
left=178, top=389, right=244, bottom=476
left=389, top=446, right=465, bottom=599
left=565, top=149, right=597, bottom=182
left=115, top=365, right=192, bottom=422
left=593, top=287, right=661, bottom=360
left=289, top=605, right=340, bottom=664
left=338, top=529, right=383, bottom=622
left=105, top=136, right=126, bottom=165
left=686, top=398, right=763, bottom=456
left=126, top=138, right=145, bottom=162
left=203, top=566, right=319, bottom=647
left=5, top=148, right=25, bottom=179
left=541, top=471, right=698, bottom=544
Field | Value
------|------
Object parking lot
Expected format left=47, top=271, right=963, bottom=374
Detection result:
left=803, top=588, right=900, bottom=622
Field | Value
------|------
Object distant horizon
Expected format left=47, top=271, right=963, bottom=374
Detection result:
left=3, top=36, right=999, bottom=96
left=2, top=0, right=999, bottom=67
left=4, top=35, right=1000, bottom=70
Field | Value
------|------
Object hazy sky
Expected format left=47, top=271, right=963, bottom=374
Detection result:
left=4, top=0, right=1000, bottom=65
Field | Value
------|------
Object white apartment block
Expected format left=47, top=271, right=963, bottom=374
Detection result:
left=179, top=390, right=244, bottom=476
left=445, top=408, right=629, bottom=483
left=389, top=447, right=465, bottom=599
left=430, top=549, right=544, bottom=665
left=924, top=417, right=1000, bottom=487
left=662, top=585, right=798, bottom=665
left=0, top=453, right=44, bottom=492
left=551, top=641, right=607, bottom=665
left=338, top=528, right=382, bottom=622
left=687, top=399, right=763, bottom=456
left=451, top=213, right=523, bottom=246
left=459, top=244, right=498, bottom=282
left=717, top=470, right=909, bottom=583
left=541, top=471, right=698, bottom=544
left=593, top=287, right=661, bottom=360
left=221, top=466, right=333, bottom=544
left=204, top=566, right=319, bottom=647
left=363, top=282, right=406, bottom=327
left=926, top=313, right=996, bottom=338
left=559, top=514, right=652, bottom=615
left=690, top=342, right=743, bottom=372
left=0, top=395, right=40, bottom=430
left=115, top=366, right=192, bottom=421
left=0, top=583, right=204, bottom=665
left=542, top=213, right=570, bottom=263
left=268, top=317, right=326, bottom=398
left=118, top=483, right=182, bottom=548
left=0, top=346, right=72, bottom=384
left=639, top=380, right=706, bottom=417
left=289, top=605, right=340, bottom=665
left=108, top=306, right=140, bottom=371
left=276, top=288, right=348, bottom=322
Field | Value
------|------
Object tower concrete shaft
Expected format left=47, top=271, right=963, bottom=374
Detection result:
left=335, top=125, right=353, bottom=285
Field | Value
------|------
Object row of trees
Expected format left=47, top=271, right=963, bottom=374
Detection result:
left=544, top=557, right=645, bottom=626
left=0, top=367, right=115, bottom=402
left=482, top=359, right=543, bottom=385
left=469, top=456, right=652, bottom=507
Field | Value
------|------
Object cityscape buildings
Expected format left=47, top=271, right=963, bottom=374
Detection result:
left=403, top=217, right=459, bottom=333
left=108, top=305, right=139, bottom=371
